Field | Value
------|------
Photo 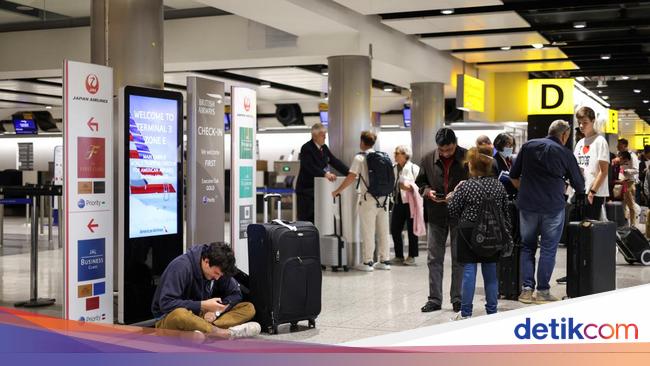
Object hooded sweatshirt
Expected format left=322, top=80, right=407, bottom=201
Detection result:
left=151, top=244, right=243, bottom=318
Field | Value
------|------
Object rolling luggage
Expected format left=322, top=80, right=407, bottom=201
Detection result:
left=498, top=200, right=521, bottom=300
left=606, top=201, right=627, bottom=227
left=247, top=194, right=322, bottom=334
left=566, top=221, right=617, bottom=298
left=616, top=226, right=650, bottom=265
left=320, top=194, right=349, bottom=271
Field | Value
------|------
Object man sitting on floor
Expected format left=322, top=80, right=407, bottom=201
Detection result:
left=152, top=242, right=260, bottom=339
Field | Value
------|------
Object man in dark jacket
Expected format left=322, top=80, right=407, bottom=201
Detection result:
left=509, top=120, right=585, bottom=305
left=416, top=128, right=468, bottom=313
left=152, top=242, right=260, bottom=339
left=296, top=123, right=349, bottom=222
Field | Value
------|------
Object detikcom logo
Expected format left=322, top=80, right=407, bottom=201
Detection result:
left=85, top=74, right=99, bottom=94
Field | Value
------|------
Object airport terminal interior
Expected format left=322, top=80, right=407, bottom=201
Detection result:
left=1, top=0, right=650, bottom=345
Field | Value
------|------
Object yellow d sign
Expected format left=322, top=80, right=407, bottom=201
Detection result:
left=528, top=79, right=574, bottom=115
left=606, top=109, right=618, bottom=134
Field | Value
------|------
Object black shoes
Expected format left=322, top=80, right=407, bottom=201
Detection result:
left=421, top=301, right=442, bottom=313
left=556, top=276, right=567, bottom=284
left=453, top=301, right=462, bottom=313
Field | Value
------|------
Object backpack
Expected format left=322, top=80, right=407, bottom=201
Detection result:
left=467, top=181, right=511, bottom=257
left=357, top=151, right=395, bottom=208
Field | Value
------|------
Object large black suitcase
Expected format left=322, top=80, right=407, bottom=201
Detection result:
left=616, top=226, right=650, bottom=265
left=498, top=200, right=521, bottom=300
left=606, top=201, right=627, bottom=227
left=566, top=221, right=617, bottom=298
left=247, top=219, right=322, bottom=334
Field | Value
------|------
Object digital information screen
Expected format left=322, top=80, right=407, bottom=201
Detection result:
left=403, top=108, right=411, bottom=128
left=128, top=94, right=179, bottom=239
left=14, top=119, right=38, bottom=134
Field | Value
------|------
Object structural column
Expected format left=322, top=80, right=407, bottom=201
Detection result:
left=327, top=55, right=372, bottom=165
left=91, top=0, right=164, bottom=92
left=410, top=82, right=445, bottom=165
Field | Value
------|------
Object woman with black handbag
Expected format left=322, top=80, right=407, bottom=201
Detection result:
left=448, top=146, right=511, bottom=320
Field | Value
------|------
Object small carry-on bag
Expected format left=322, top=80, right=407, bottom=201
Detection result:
left=320, top=194, right=349, bottom=271
left=247, top=194, right=322, bottom=334
left=566, top=220, right=617, bottom=298
left=498, top=200, right=521, bottom=300
left=616, top=226, right=650, bottom=265
left=606, top=201, right=627, bottom=227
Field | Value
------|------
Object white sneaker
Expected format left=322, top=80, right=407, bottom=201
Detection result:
left=229, top=322, right=261, bottom=339
left=374, top=261, right=391, bottom=270
left=451, top=312, right=471, bottom=321
left=355, top=262, right=374, bottom=272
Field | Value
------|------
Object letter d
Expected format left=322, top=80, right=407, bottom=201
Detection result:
left=515, top=318, right=531, bottom=339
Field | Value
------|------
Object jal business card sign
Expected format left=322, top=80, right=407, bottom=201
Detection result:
left=230, top=87, right=256, bottom=273
left=63, top=60, right=113, bottom=323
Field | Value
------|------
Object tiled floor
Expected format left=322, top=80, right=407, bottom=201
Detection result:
left=2, top=217, right=650, bottom=344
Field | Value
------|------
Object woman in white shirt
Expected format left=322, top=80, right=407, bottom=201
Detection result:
left=573, top=106, right=610, bottom=220
left=390, top=145, right=421, bottom=266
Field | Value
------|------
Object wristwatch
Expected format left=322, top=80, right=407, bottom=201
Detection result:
left=215, top=311, right=221, bottom=318
left=589, top=189, right=597, bottom=194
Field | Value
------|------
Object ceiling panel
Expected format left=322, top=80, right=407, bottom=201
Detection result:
left=163, top=0, right=206, bottom=9
left=10, top=0, right=89, bottom=18
left=0, top=101, right=43, bottom=109
left=453, top=47, right=567, bottom=63
left=0, top=91, right=61, bottom=106
left=422, top=31, right=547, bottom=50
left=164, top=72, right=259, bottom=91
left=382, top=11, right=528, bottom=35
left=0, top=8, right=36, bottom=23
left=227, top=67, right=327, bottom=93
left=478, top=60, right=579, bottom=72
left=333, top=0, right=502, bottom=15
left=0, top=80, right=61, bottom=96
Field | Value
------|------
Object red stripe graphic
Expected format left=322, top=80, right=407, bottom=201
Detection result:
left=130, top=184, right=176, bottom=194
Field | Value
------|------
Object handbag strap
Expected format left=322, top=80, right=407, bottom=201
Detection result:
left=272, top=219, right=297, bottom=231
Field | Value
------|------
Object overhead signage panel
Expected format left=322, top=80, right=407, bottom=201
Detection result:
left=528, top=79, right=575, bottom=115
left=456, top=74, right=485, bottom=113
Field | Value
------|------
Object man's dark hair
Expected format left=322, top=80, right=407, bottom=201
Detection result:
left=618, top=150, right=632, bottom=161
left=493, top=133, right=514, bottom=152
left=435, top=128, right=457, bottom=146
left=618, top=138, right=629, bottom=147
left=644, top=145, right=650, bottom=154
left=201, top=242, right=237, bottom=276
left=360, top=130, right=377, bottom=147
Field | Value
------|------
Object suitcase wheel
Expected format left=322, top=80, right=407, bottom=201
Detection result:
left=641, top=250, right=650, bottom=266
left=331, top=267, right=339, bottom=272
left=308, top=319, right=316, bottom=329
left=321, top=265, right=326, bottom=271
left=343, top=266, right=349, bottom=272
left=267, top=325, right=279, bottom=335
left=290, top=322, right=299, bottom=331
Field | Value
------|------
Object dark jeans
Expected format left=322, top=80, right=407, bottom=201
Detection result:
left=461, top=263, right=498, bottom=317
left=297, top=191, right=314, bottom=223
left=585, top=196, right=605, bottom=221
left=390, top=202, right=418, bottom=258
left=427, top=222, right=463, bottom=305
left=519, top=208, right=565, bottom=291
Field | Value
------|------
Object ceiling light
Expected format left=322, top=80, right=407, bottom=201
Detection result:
left=598, top=90, right=602, bottom=94
left=621, top=75, right=630, bottom=80
left=602, top=96, right=609, bottom=100
left=633, top=89, right=642, bottom=93
left=260, top=81, right=271, bottom=88
left=597, top=79, right=607, bottom=88
left=601, top=54, right=611, bottom=60
left=440, top=9, right=454, bottom=15
left=321, top=68, right=328, bottom=76
left=573, top=21, right=587, bottom=29
left=576, top=76, right=585, bottom=82
left=16, top=5, right=33, bottom=11
left=500, top=46, right=511, bottom=50
left=383, top=85, right=394, bottom=92
left=531, top=43, right=544, bottom=49
left=45, top=105, right=52, bottom=109
left=643, top=100, right=649, bottom=104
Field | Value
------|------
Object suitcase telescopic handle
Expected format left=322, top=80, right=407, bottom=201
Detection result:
left=263, top=193, right=283, bottom=222
left=333, top=194, right=343, bottom=237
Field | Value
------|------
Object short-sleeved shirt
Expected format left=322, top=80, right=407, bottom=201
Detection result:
left=349, top=149, right=374, bottom=194
left=574, top=134, right=610, bottom=197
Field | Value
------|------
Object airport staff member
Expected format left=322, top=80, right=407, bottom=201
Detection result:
left=296, top=123, right=349, bottom=222
left=152, top=242, right=260, bottom=340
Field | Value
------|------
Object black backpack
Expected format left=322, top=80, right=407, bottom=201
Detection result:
left=468, top=181, right=511, bottom=257
left=358, top=151, right=395, bottom=208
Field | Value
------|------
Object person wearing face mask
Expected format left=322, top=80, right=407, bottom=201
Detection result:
left=492, top=133, right=517, bottom=197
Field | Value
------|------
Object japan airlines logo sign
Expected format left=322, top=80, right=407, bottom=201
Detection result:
left=244, top=96, right=251, bottom=112
left=85, top=74, right=100, bottom=95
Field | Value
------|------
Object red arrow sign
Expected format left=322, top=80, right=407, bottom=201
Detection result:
left=87, top=117, right=99, bottom=132
left=87, top=218, right=99, bottom=233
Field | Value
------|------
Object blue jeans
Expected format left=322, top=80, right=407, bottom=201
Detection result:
left=519, top=209, right=565, bottom=291
left=461, top=262, right=498, bottom=317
